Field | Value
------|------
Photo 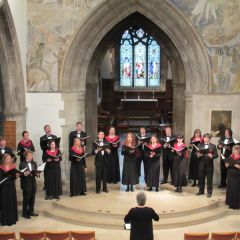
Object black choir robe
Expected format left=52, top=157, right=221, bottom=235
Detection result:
left=217, top=136, right=234, bottom=187
left=121, top=145, right=139, bottom=185
left=105, top=135, right=120, bottom=183
left=40, top=134, right=57, bottom=160
left=197, top=143, right=218, bottom=194
left=161, top=135, right=176, bottom=183
left=172, top=143, right=188, bottom=188
left=225, top=155, right=240, bottom=209
left=17, top=139, right=35, bottom=162
left=92, top=139, right=110, bottom=192
left=19, top=160, right=38, bottom=216
left=136, top=133, right=150, bottom=179
left=188, top=137, right=203, bottom=181
left=69, top=146, right=87, bottom=195
left=144, top=144, right=161, bottom=188
left=69, top=130, right=88, bottom=148
left=42, top=149, right=62, bottom=197
left=40, top=134, right=57, bottom=186
left=0, top=165, right=18, bottom=226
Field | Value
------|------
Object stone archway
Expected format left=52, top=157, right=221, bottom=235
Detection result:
left=61, top=0, right=211, bottom=147
left=0, top=1, right=26, bottom=138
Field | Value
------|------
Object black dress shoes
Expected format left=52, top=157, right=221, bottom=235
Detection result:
left=148, top=187, right=153, bottom=191
left=96, top=190, right=100, bottom=194
left=160, top=180, right=167, bottom=185
left=196, top=191, right=204, bottom=195
left=22, top=215, right=31, bottom=219
left=30, top=213, right=39, bottom=217
left=103, top=189, right=109, bottom=193
left=207, top=193, right=212, bottom=198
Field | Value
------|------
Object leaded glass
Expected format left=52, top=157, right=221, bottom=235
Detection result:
left=134, top=43, right=146, bottom=87
left=120, top=40, right=132, bottom=86
left=148, top=39, right=160, bottom=86
left=120, top=27, right=161, bottom=88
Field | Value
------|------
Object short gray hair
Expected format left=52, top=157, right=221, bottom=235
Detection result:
left=136, top=192, right=147, bottom=206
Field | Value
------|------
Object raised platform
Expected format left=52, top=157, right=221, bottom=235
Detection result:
left=34, top=183, right=240, bottom=230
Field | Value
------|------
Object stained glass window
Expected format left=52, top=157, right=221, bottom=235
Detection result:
left=120, top=27, right=161, bottom=87
left=148, top=39, right=160, bottom=87
left=120, top=30, right=133, bottom=87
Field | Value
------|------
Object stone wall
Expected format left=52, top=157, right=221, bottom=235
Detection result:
left=3, top=0, right=240, bottom=184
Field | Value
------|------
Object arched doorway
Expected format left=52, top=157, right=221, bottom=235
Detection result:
left=0, top=1, right=26, bottom=139
left=61, top=0, right=211, bottom=149
left=96, top=12, right=182, bottom=135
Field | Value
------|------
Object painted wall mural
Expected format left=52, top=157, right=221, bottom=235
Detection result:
left=27, top=0, right=240, bottom=92
left=171, top=0, right=240, bottom=93
left=27, top=0, right=102, bottom=92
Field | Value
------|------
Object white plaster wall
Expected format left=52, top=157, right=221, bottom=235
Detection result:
left=192, top=93, right=240, bottom=184
left=7, top=0, right=27, bottom=85
left=25, top=93, right=65, bottom=166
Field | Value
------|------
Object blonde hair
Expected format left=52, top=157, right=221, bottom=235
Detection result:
left=232, top=145, right=240, bottom=152
left=1, top=153, right=13, bottom=165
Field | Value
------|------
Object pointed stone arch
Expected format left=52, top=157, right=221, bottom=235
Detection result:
left=60, top=0, right=211, bottom=143
left=0, top=1, right=26, bottom=137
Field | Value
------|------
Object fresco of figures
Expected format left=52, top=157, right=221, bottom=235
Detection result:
left=27, top=0, right=101, bottom=92
left=27, top=0, right=240, bottom=93
left=171, top=0, right=240, bottom=92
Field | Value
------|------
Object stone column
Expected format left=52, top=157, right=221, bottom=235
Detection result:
left=85, top=83, right=98, bottom=153
left=60, top=90, right=86, bottom=183
left=184, top=92, right=193, bottom=143
left=172, top=83, right=186, bottom=134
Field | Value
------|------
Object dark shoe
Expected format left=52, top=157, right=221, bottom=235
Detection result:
left=30, top=213, right=39, bottom=217
left=170, top=181, right=174, bottom=185
left=179, top=187, right=182, bottom=193
left=156, top=187, right=159, bottom=192
left=161, top=180, right=167, bottom=184
left=80, top=192, right=86, bottom=196
left=207, top=193, right=212, bottom=198
left=148, top=187, right=153, bottom=191
left=49, top=196, right=53, bottom=200
left=192, top=183, right=196, bottom=187
left=130, top=186, right=134, bottom=192
left=103, top=189, right=109, bottom=193
left=54, top=196, right=60, bottom=200
left=218, top=185, right=226, bottom=188
left=175, top=188, right=179, bottom=192
left=22, top=215, right=31, bottom=219
left=196, top=191, right=204, bottom=195
left=96, top=190, right=100, bottom=194
left=45, top=196, right=49, bottom=200
left=70, top=193, right=74, bottom=197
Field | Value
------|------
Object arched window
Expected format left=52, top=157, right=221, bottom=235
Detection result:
left=120, top=27, right=161, bottom=87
